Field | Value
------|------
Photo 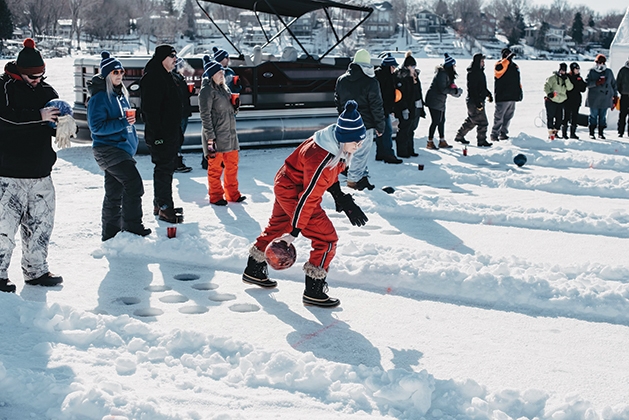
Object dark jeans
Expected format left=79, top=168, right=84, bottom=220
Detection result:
left=102, top=159, right=145, bottom=239
left=396, top=113, right=418, bottom=157
left=619, top=94, right=629, bottom=135
left=147, top=142, right=178, bottom=210
left=563, top=103, right=580, bottom=134
left=456, top=102, right=488, bottom=143
left=428, top=108, right=445, bottom=139
left=375, top=115, right=395, bottom=158
left=545, top=99, right=565, bottom=130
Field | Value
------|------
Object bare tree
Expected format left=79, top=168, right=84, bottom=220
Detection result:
left=450, top=0, right=484, bottom=38
left=84, top=0, right=131, bottom=40
left=69, top=0, right=99, bottom=50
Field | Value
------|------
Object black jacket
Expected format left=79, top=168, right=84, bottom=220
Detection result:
left=172, top=71, right=193, bottom=118
left=566, top=72, right=587, bottom=107
left=334, top=63, right=385, bottom=133
left=393, top=66, right=424, bottom=120
left=466, top=56, right=491, bottom=108
left=375, top=66, right=396, bottom=115
left=425, top=67, right=460, bottom=112
left=0, top=61, right=58, bottom=178
left=494, top=57, right=523, bottom=102
left=140, top=58, right=183, bottom=147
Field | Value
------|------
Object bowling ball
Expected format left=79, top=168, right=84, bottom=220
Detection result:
left=513, top=153, right=527, bottom=167
left=265, top=239, right=297, bottom=270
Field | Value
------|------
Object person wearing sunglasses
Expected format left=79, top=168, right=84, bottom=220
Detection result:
left=0, top=38, right=64, bottom=293
left=140, top=44, right=184, bottom=224
left=242, top=100, right=369, bottom=308
left=87, top=51, right=151, bottom=241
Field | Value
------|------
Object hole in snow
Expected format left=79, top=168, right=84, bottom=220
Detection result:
left=229, top=303, right=260, bottom=313
left=115, top=297, right=141, bottom=305
left=133, top=308, right=164, bottom=317
left=179, top=305, right=209, bottom=314
left=174, top=273, right=200, bottom=281
left=192, top=283, right=219, bottom=291
left=144, top=285, right=172, bottom=292
left=208, top=293, right=237, bottom=302
left=159, top=294, right=189, bottom=303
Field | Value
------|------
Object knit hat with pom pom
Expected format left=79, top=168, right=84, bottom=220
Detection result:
left=16, top=38, right=45, bottom=74
left=99, top=51, right=123, bottom=78
left=212, top=46, right=229, bottom=63
left=403, top=51, right=416, bottom=67
left=202, top=55, right=223, bottom=79
left=335, top=100, right=366, bottom=143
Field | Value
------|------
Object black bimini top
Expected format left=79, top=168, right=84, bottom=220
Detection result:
left=199, top=0, right=372, bottom=18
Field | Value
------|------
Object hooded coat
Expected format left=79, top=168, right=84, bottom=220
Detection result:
left=198, top=78, right=239, bottom=156
left=543, top=72, right=574, bottom=104
left=139, top=56, right=182, bottom=148
left=0, top=61, right=58, bottom=178
left=87, top=74, right=139, bottom=159
left=617, top=63, right=629, bottom=95
left=375, top=66, right=396, bottom=115
left=566, top=72, right=587, bottom=107
left=394, top=66, right=425, bottom=120
left=466, top=55, right=491, bottom=108
left=425, top=66, right=461, bottom=112
left=585, top=65, right=617, bottom=109
left=334, top=63, right=385, bottom=134
left=494, top=57, right=523, bottom=102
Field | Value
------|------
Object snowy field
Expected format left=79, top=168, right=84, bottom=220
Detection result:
left=1, top=56, right=629, bottom=419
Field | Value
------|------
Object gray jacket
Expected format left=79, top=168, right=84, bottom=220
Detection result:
left=199, top=78, right=239, bottom=156
left=585, top=66, right=617, bottom=109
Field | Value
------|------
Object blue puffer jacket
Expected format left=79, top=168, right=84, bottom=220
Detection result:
left=87, top=75, right=138, bottom=157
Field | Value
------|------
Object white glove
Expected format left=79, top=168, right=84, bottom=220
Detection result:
left=54, top=114, right=77, bottom=149
left=402, top=109, right=410, bottom=120
left=277, top=233, right=296, bottom=245
left=415, top=99, right=422, bottom=108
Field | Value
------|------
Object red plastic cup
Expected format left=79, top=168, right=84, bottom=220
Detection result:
left=167, top=227, right=177, bottom=238
left=232, top=75, right=239, bottom=85
left=125, top=109, right=136, bottom=118
left=187, top=82, right=194, bottom=94
left=230, top=93, right=240, bottom=106
left=463, top=148, right=468, bottom=156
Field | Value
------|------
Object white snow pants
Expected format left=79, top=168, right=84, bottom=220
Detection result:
left=0, top=176, right=56, bottom=280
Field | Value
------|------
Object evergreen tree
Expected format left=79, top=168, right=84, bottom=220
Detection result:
left=571, top=12, right=583, bottom=44
left=534, top=21, right=549, bottom=51
left=0, top=0, right=14, bottom=48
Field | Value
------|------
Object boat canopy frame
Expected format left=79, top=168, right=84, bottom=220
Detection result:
left=195, top=0, right=373, bottom=61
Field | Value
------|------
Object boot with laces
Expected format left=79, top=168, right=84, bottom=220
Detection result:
left=242, top=246, right=277, bottom=288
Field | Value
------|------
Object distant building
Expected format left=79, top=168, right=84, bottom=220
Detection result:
left=292, top=14, right=316, bottom=37
left=412, top=10, right=446, bottom=34
left=524, top=24, right=567, bottom=51
left=196, top=18, right=229, bottom=38
left=453, top=12, right=496, bottom=39
left=364, top=2, right=396, bottom=39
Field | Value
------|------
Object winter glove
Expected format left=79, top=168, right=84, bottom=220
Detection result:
left=54, top=115, right=77, bottom=149
left=336, top=193, right=368, bottom=226
left=415, top=99, right=423, bottom=108
left=208, top=140, right=217, bottom=159
left=402, top=109, right=410, bottom=120
left=487, top=93, right=493, bottom=103
left=596, top=76, right=606, bottom=86
left=278, top=232, right=297, bottom=245
left=453, top=88, right=463, bottom=98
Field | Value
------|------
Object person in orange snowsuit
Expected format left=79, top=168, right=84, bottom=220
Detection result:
left=242, top=100, right=369, bottom=308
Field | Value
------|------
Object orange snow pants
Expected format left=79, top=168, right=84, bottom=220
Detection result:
left=207, top=150, right=242, bottom=203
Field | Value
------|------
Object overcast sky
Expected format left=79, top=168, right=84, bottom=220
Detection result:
left=531, top=0, right=627, bottom=16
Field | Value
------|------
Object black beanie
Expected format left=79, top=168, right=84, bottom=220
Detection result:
left=153, top=44, right=176, bottom=62
left=403, top=51, right=416, bottom=67
left=16, top=38, right=45, bottom=74
left=501, top=48, right=512, bottom=59
left=559, top=62, right=567, bottom=72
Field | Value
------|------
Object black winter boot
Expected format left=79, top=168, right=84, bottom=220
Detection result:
left=561, top=126, right=568, bottom=139
left=302, top=263, right=340, bottom=307
left=589, top=125, right=596, bottom=140
left=174, top=155, right=192, bottom=173
left=570, top=126, right=579, bottom=139
left=0, top=279, right=16, bottom=293
left=598, top=126, right=606, bottom=140
left=242, top=246, right=277, bottom=288
left=25, top=273, right=63, bottom=287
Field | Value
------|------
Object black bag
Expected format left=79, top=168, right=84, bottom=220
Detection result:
left=577, top=113, right=589, bottom=127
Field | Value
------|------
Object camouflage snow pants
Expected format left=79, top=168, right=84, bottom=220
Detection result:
left=0, top=176, right=55, bottom=281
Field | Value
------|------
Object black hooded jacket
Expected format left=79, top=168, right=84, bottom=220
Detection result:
left=0, top=61, right=58, bottom=178
left=334, top=63, right=385, bottom=133
left=466, top=55, right=492, bottom=108
left=139, top=57, right=183, bottom=147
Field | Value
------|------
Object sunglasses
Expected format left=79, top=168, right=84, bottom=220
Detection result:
left=25, top=73, right=45, bottom=80
left=111, top=69, right=125, bottom=75
left=169, top=53, right=177, bottom=58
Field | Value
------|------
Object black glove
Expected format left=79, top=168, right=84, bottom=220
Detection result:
left=547, top=91, right=555, bottom=99
left=487, top=93, right=493, bottom=103
left=233, top=96, right=241, bottom=110
left=327, top=181, right=368, bottom=226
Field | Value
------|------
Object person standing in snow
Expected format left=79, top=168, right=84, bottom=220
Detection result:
left=0, top=38, right=64, bottom=292
left=564, top=62, right=587, bottom=139
left=335, top=49, right=385, bottom=191
left=453, top=53, right=494, bottom=147
left=242, top=100, right=369, bottom=308
left=585, top=54, right=617, bottom=140
left=543, top=62, right=573, bottom=140
left=140, top=44, right=184, bottom=224
left=424, top=53, right=462, bottom=149
left=616, top=58, right=629, bottom=137
left=87, top=51, right=151, bottom=242
left=393, top=51, right=426, bottom=157
left=374, top=53, right=402, bottom=164
left=490, top=48, right=523, bottom=142
left=198, top=57, right=246, bottom=206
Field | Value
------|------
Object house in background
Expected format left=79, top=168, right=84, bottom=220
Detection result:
left=524, top=24, right=568, bottom=51
left=411, top=10, right=447, bottom=34
left=363, top=2, right=396, bottom=39
left=196, top=18, right=229, bottom=38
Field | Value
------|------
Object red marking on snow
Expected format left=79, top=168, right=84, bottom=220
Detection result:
left=291, top=319, right=341, bottom=349
left=589, top=163, right=594, bottom=169
left=386, top=287, right=392, bottom=294
left=485, top=218, right=493, bottom=225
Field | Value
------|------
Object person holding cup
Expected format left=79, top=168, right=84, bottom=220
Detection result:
left=199, top=57, right=246, bottom=206
left=87, top=51, right=151, bottom=241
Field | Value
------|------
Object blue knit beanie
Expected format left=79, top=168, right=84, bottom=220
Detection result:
left=444, top=53, right=456, bottom=68
left=100, top=51, right=123, bottom=77
left=213, top=46, right=229, bottom=63
left=202, top=55, right=222, bottom=79
left=335, top=100, right=366, bottom=143
left=381, top=53, right=398, bottom=67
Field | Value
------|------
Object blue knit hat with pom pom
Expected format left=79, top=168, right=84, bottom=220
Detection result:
left=100, top=51, right=123, bottom=78
left=443, top=53, right=456, bottom=68
left=202, top=55, right=222, bottom=79
left=213, top=46, right=229, bottom=63
left=335, top=100, right=366, bottom=143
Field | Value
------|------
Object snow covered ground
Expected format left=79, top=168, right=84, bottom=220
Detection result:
left=1, top=57, right=629, bottom=419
